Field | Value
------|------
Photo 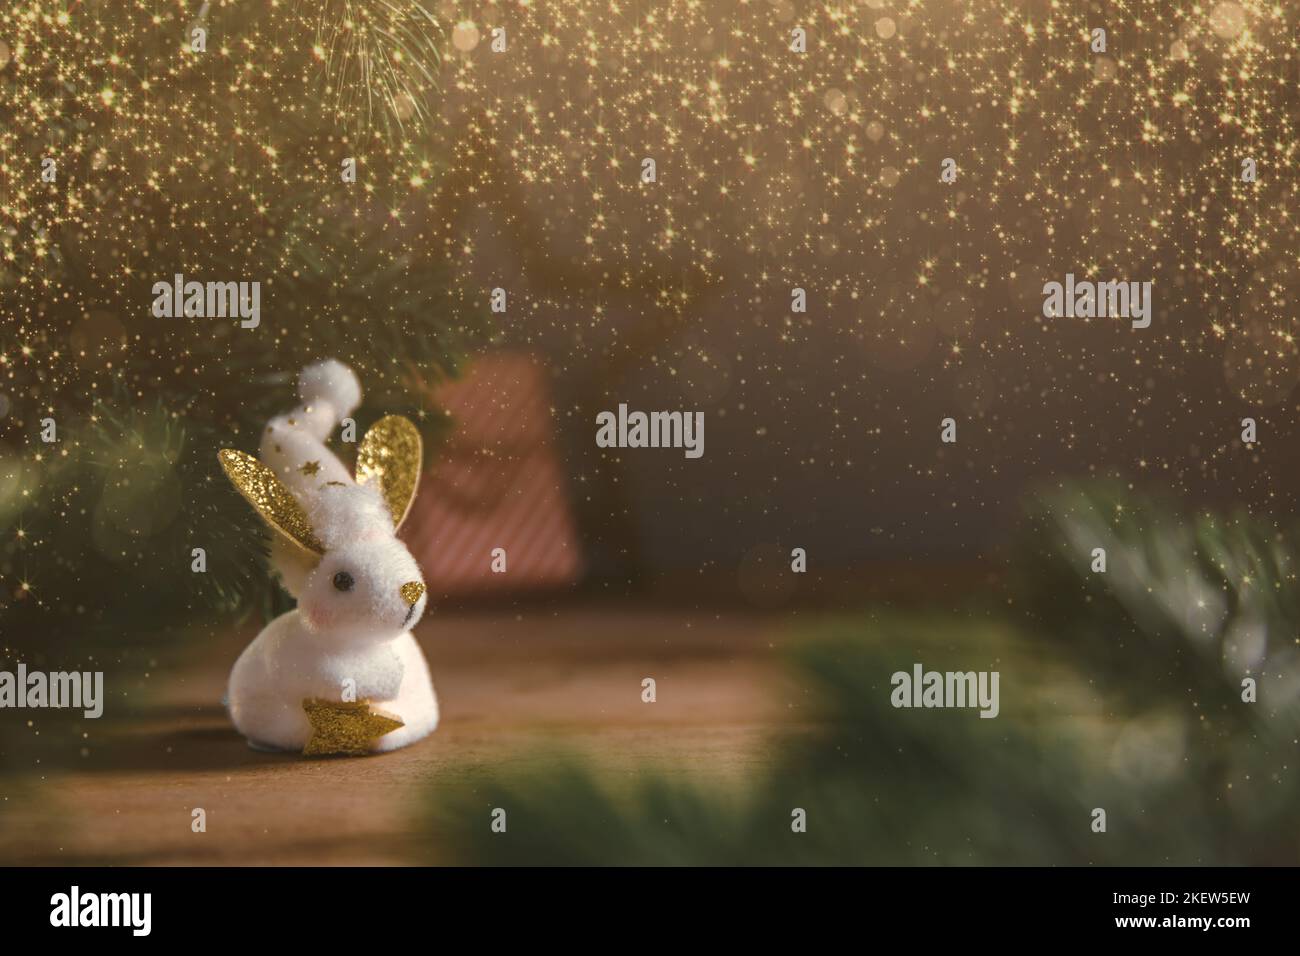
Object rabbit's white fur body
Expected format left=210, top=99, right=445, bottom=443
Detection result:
left=228, top=611, right=439, bottom=752
left=224, top=359, right=439, bottom=755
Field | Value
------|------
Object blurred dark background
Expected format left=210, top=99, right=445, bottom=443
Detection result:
left=428, top=0, right=1300, bottom=589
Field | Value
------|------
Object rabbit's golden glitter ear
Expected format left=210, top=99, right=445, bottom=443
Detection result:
left=218, top=449, right=325, bottom=556
left=355, top=415, right=422, bottom=530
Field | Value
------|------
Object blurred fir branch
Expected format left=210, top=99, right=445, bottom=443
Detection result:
left=306, top=0, right=444, bottom=139
left=0, top=2, right=472, bottom=651
left=1020, top=481, right=1300, bottom=732
left=423, top=483, right=1300, bottom=865
left=422, top=622, right=1121, bottom=865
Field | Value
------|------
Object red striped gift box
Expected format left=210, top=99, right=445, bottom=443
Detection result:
left=402, top=352, right=585, bottom=597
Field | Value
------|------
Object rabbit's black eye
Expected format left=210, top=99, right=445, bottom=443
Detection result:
left=332, top=571, right=354, bottom=593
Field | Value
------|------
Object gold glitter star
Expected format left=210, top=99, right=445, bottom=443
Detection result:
left=302, top=698, right=404, bottom=757
left=299, top=460, right=321, bottom=476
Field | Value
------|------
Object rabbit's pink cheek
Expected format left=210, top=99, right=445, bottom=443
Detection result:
left=301, top=604, right=330, bottom=631
left=308, top=606, right=335, bottom=629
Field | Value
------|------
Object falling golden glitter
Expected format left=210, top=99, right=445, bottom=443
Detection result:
left=451, top=21, right=480, bottom=52
left=4, top=0, right=1300, bottom=586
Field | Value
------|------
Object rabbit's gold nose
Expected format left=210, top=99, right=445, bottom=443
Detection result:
left=400, top=582, right=426, bottom=606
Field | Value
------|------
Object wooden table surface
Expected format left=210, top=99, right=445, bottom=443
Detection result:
left=0, top=603, right=801, bottom=865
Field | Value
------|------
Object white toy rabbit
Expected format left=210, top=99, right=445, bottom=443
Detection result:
left=218, top=360, right=438, bottom=755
